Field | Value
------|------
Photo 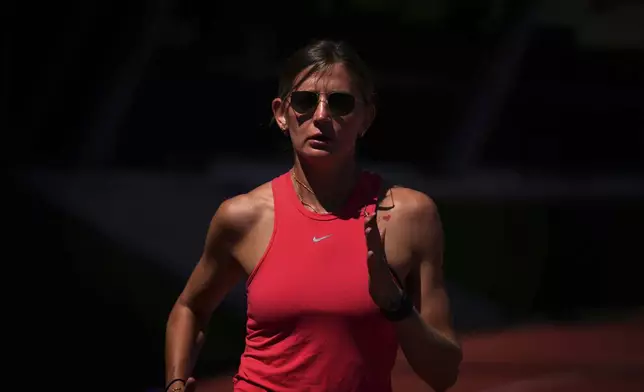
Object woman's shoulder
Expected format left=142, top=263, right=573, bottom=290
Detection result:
left=388, top=186, right=437, bottom=215
left=213, top=181, right=274, bottom=236
left=369, top=172, right=437, bottom=218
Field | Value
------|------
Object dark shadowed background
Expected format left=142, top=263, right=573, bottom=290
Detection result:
left=6, top=0, right=643, bottom=390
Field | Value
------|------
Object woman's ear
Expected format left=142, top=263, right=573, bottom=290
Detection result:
left=272, top=98, right=287, bottom=132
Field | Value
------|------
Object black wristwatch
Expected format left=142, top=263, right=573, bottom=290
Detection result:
left=379, top=290, right=414, bottom=322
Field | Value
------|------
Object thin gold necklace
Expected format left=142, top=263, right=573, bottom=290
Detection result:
left=290, top=170, right=332, bottom=215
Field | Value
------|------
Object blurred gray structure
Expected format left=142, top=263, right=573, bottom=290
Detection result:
left=17, top=160, right=644, bottom=325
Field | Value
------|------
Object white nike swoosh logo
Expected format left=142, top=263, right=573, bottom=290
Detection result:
left=312, top=234, right=332, bottom=243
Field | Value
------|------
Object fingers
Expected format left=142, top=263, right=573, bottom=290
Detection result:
left=365, top=225, right=380, bottom=246
left=185, top=377, right=197, bottom=392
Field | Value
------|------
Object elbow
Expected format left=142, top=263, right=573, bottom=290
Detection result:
left=424, top=366, right=460, bottom=392
left=166, top=302, right=208, bottom=354
left=432, top=367, right=460, bottom=392
left=167, top=300, right=209, bottom=333
left=167, top=301, right=189, bottom=327
left=417, top=349, right=462, bottom=391
left=442, top=347, right=463, bottom=389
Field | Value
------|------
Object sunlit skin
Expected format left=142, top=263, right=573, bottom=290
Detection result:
left=271, top=63, right=375, bottom=213
left=165, top=62, right=461, bottom=392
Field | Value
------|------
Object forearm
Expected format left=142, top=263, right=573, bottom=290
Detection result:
left=394, top=309, right=462, bottom=391
left=165, top=303, right=207, bottom=384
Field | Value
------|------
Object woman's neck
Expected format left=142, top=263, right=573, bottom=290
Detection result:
left=292, top=155, right=359, bottom=214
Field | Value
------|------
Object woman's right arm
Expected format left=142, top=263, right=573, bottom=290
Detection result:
left=165, top=196, right=255, bottom=390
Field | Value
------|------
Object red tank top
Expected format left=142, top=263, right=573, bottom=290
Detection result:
left=232, top=171, right=399, bottom=392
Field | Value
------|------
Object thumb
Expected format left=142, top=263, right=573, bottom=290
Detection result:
left=379, top=226, right=386, bottom=242
left=184, top=377, right=197, bottom=392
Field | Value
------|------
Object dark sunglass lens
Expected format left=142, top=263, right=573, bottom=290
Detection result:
left=328, top=93, right=355, bottom=116
left=290, top=91, right=318, bottom=113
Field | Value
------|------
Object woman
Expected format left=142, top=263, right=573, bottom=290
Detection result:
left=165, top=39, right=462, bottom=392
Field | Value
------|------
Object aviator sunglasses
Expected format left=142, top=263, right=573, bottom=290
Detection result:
left=289, top=91, right=358, bottom=117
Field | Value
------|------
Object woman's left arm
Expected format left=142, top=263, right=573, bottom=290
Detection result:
left=393, top=193, right=462, bottom=391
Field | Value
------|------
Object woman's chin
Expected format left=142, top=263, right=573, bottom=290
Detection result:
left=299, top=145, right=334, bottom=158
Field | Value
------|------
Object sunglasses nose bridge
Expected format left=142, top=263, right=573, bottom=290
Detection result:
left=313, top=95, right=331, bottom=119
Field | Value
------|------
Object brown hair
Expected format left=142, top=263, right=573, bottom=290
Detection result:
left=277, top=39, right=376, bottom=105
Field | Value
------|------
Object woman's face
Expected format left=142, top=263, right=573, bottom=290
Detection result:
left=273, top=63, right=374, bottom=163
